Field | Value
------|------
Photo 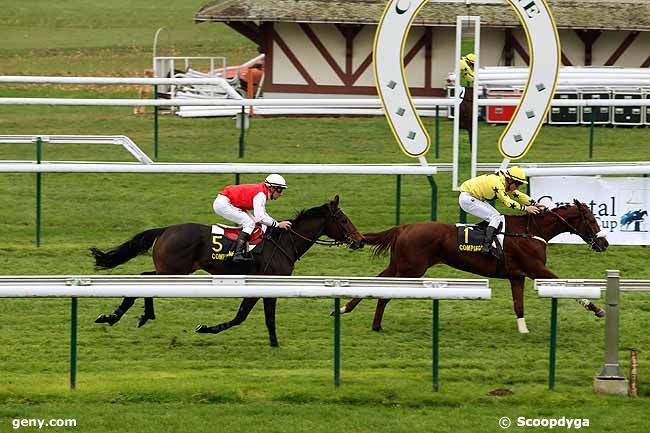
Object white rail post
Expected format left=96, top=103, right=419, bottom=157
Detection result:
left=594, top=269, right=628, bottom=395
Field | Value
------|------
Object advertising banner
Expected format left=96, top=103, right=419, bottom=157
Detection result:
left=530, top=176, right=650, bottom=245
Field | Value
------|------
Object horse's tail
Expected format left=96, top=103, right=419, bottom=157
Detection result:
left=90, top=228, right=166, bottom=270
left=363, top=226, right=401, bottom=257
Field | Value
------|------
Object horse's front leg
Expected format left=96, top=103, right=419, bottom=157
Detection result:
left=509, top=277, right=528, bottom=333
left=195, top=297, right=259, bottom=335
left=263, top=297, right=279, bottom=347
left=95, top=297, right=136, bottom=326
left=333, top=298, right=362, bottom=316
left=530, top=267, right=605, bottom=319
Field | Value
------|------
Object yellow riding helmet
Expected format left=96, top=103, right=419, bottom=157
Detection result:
left=504, top=166, right=528, bottom=184
left=464, top=53, right=476, bottom=63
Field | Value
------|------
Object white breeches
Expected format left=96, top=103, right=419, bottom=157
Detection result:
left=458, top=192, right=505, bottom=229
left=213, top=195, right=255, bottom=234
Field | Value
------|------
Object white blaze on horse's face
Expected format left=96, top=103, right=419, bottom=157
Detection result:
left=596, top=229, right=608, bottom=238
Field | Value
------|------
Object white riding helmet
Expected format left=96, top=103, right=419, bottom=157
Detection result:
left=264, top=173, right=287, bottom=189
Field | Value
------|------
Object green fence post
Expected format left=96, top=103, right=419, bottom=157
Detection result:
left=588, top=116, right=595, bottom=159
left=395, top=175, right=402, bottom=226
left=153, top=84, right=159, bottom=160
left=35, top=137, right=42, bottom=247
left=548, top=297, right=558, bottom=390
left=70, top=297, right=78, bottom=390
left=334, top=298, right=341, bottom=387
left=426, top=176, right=437, bottom=221
left=239, top=105, right=246, bottom=159
left=432, top=299, right=440, bottom=392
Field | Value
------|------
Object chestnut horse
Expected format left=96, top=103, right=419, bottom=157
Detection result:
left=339, top=200, right=609, bottom=333
left=91, top=196, right=364, bottom=346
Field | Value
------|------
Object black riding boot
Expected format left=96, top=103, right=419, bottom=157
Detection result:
left=482, top=226, right=497, bottom=255
left=232, top=231, right=253, bottom=262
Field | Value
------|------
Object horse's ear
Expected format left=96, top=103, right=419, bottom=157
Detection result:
left=573, top=198, right=580, bottom=206
left=332, top=195, right=340, bottom=207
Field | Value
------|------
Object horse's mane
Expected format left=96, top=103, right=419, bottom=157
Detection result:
left=550, top=203, right=576, bottom=212
left=292, top=204, right=328, bottom=223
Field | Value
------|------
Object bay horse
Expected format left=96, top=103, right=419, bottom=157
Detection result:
left=338, top=200, right=609, bottom=333
left=91, top=196, right=364, bottom=346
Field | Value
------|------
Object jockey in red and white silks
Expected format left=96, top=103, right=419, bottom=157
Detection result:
left=213, top=174, right=292, bottom=261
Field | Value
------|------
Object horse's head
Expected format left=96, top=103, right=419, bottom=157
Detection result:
left=560, top=199, right=609, bottom=252
left=322, top=195, right=365, bottom=249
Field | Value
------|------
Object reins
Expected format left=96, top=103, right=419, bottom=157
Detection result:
left=288, top=227, right=344, bottom=246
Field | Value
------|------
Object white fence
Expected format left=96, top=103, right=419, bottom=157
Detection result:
left=0, top=135, right=153, bottom=164
left=0, top=275, right=490, bottom=299
left=0, top=275, right=491, bottom=391
left=0, top=162, right=438, bottom=175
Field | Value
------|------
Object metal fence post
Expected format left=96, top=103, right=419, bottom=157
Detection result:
left=334, top=298, right=341, bottom=387
left=594, top=269, right=628, bottom=395
left=548, top=297, right=558, bottom=389
left=70, top=297, right=78, bottom=390
left=432, top=299, right=440, bottom=391
left=35, top=137, right=43, bottom=247
left=395, top=175, right=402, bottom=225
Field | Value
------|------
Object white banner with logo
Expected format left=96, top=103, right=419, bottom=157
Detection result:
left=530, top=176, right=650, bottom=245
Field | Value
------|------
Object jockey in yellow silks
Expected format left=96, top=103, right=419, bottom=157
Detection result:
left=459, top=53, right=475, bottom=87
left=459, top=166, right=546, bottom=254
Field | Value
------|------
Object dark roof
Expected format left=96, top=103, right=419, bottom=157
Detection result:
left=195, top=0, right=650, bottom=31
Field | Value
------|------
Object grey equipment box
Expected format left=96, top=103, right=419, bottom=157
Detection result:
left=579, top=89, right=612, bottom=125
left=549, top=91, right=579, bottom=125
left=612, top=88, right=643, bottom=126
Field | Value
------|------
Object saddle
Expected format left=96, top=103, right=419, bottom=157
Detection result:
left=213, top=223, right=266, bottom=245
left=209, top=224, right=267, bottom=261
left=456, top=223, right=504, bottom=259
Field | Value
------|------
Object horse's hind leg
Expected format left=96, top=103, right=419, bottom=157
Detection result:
left=195, top=297, right=260, bottom=335
left=263, top=298, right=279, bottom=347
left=372, top=265, right=425, bottom=332
left=372, top=298, right=391, bottom=332
left=136, top=272, right=157, bottom=328
left=336, top=265, right=396, bottom=316
left=95, top=297, right=136, bottom=326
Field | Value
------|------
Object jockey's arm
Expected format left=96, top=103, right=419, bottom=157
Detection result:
left=252, top=192, right=278, bottom=228
left=508, top=189, right=545, bottom=213
left=496, top=187, right=527, bottom=212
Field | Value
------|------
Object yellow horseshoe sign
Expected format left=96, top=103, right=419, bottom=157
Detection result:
left=373, top=0, right=560, bottom=161
left=499, top=0, right=560, bottom=160
left=374, top=0, right=431, bottom=158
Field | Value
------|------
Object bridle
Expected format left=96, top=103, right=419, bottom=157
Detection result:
left=288, top=207, right=361, bottom=248
left=261, top=206, right=361, bottom=271
left=547, top=205, right=606, bottom=248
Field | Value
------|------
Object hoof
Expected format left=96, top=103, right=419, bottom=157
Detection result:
left=372, top=326, right=382, bottom=332
left=137, top=315, right=155, bottom=328
left=195, top=324, right=220, bottom=334
left=595, top=309, right=606, bottom=318
left=270, top=340, right=279, bottom=348
left=95, top=314, right=119, bottom=326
